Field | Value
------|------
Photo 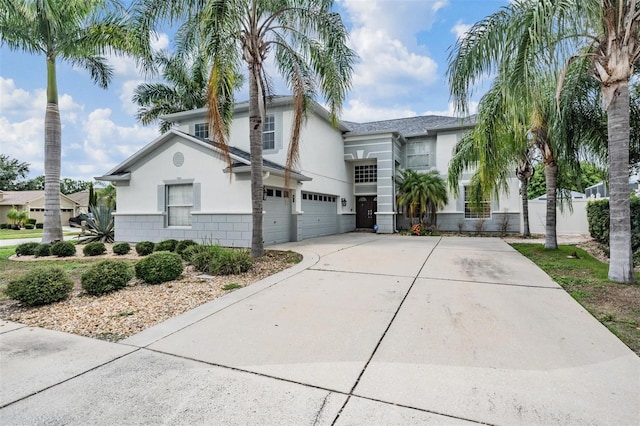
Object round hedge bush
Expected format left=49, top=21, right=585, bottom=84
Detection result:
left=135, top=241, right=155, bottom=256
left=6, top=267, right=73, bottom=306
left=155, top=239, right=178, bottom=252
left=82, top=260, right=133, bottom=295
left=34, top=243, right=52, bottom=257
left=83, top=241, right=106, bottom=256
left=175, top=240, right=198, bottom=256
left=112, top=242, right=131, bottom=255
left=51, top=241, right=76, bottom=257
left=135, top=251, right=184, bottom=284
left=15, top=242, right=40, bottom=256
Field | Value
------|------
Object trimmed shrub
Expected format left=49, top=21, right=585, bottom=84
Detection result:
left=82, top=260, right=133, bottom=295
left=34, top=243, right=52, bottom=257
left=155, top=239, right=178, bottom=252
left=0, top=223, right=8, bottom=229
left=24, top=224, right=35, bottom=230
left=587, top=197, right=640, bottom=254
left=15, top=242, right=40, bottom=256
left=83, top=241, right=106, bottom=256
left=187, top=245, right=226, bottom=273
left=36, top=223, right=44, bottom=229
left=51, top=241, right=76, bottom=257
left=175, top=239, right=198, bottom=256
left=6, top=267, right=73, bottom=306
left=26, top=218, right=37, bottom=225
left=135, top=251, right=184, bottom=284
left=112, top=242, right=131, bottom=255
left=181, top=244, right=206, bottom=262
left=135, top=241, right=155, bottom=256
left=209, top=248, right=253, bottom=275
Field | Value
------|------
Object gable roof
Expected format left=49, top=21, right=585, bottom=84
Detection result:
left=0, top=190, right=79, bottom=206
left=66, top=190, right=89, bottom=206
left=344, top=115, right=476, bottom=138
left=96, top=129, right=310, bottom=182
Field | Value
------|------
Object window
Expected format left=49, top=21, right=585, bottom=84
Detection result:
left=406, top=143, right=429, bottom=168
left=464, top=186, right=491, bottom=219
left=355, top=165, right=377, bottom=183
left=167, top=184, right=193, bottom=226
left=263, top=115, right=275, bottom=150
left=194, top=123, right=209, bottom=139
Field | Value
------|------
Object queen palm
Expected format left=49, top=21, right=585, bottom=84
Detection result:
left=450, top=0, right=638, bottom=283
left=397, top=170, right=448, bottom=228
left=133, top=49, right=213, bottom=133
left=0, top=0, right=148, bottom=243
left=137, top=0, right=355, bottom=257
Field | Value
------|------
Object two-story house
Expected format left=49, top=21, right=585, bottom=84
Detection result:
left=97, top=96, right=520, bottom=246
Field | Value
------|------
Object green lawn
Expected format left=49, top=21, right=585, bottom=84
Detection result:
left=0, top=228, right=80, bottom=240
left=512, top=243, right=640, bottom=356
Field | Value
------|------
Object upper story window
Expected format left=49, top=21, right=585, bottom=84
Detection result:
left=195, top=122, right=209, bottom=139
left=355, top=165, right=377, bottom=183
left=406, top=143, right=429, bottom=169
left=263, top=115, right=275, bottom=150
left=464, top=186, right=491, bottom=219
left=167, top=184, right=193, bottom=226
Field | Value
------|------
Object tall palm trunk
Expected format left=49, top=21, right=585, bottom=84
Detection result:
left=248, top=65, right=264, bottom=258
left=542, top=159, right=558, bottom=249
left=604, top=81, right=636, bottom=283
left=516, top=158, right=534, bottom=238
left=43, top=57, right=63, bottom=243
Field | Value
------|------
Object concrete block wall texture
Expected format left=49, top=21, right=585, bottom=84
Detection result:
left=115, top=212, right=357, bottom=247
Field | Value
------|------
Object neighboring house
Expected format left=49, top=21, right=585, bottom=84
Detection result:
left=585, top=175, right=639, bottom=199
left=96, top=96, right=521, bottom=246
left=0, top=190, right=81, bottom=225
left=67, top=190, right=90, bottom=213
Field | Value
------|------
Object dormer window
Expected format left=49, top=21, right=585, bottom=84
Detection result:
left=263, top=115, right=275, bottom=150
left=194, top=122, right=209, bottom=139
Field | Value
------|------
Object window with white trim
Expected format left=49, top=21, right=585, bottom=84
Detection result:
left=167, top=184, right=193, bottom=226
left=406, top=143, right=429, bottom=168
left=263, top=115, right=275, bottom=150
left=194, top=122, right=209, bottom=139
left=464, top=186, right=491, bottom=219
left=355, top=165, right=377, bottom=183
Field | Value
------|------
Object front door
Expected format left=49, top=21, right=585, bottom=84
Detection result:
left=356, top=196, right=377, bottom=229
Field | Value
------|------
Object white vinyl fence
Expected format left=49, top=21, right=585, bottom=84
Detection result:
left=525, top=199, right=590, bottom=235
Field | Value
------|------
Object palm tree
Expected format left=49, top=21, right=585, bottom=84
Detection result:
left=0, top=0, right=148, bottom=243
left=136, top=0, right=356, bottom=257
left=397, top=170, right=448, bottom=229
left=133, top=49, right=213, bottom=133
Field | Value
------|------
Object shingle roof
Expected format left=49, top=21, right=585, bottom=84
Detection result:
left=344, top=115, right=476, bottom=137
left=178, top=130, right=292, bottom=173
left=66, top=191, right=89, bottom=206
left=0, top=190, right=45, bottom=206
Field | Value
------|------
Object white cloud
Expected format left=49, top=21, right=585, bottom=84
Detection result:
left=451, top=21, right=472, bottom=40
left=120, top=79, right=145, bottom=115
left=342, top=99, right=418, bottom=122
left=104, top=32, right=171, bottom=78
left=423, top=101, right=479, bottom=117
left=82, top=108, right=157, bottom=174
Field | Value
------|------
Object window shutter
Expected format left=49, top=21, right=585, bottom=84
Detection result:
left=193, top=183, right=201, bottom=211
left=157, top=185, right=165, bottom=212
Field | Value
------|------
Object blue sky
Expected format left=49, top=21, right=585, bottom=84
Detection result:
left=0, top=0, right=510, bottom=182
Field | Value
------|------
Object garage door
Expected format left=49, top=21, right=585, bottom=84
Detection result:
left=263, top=187, right=291, bottom=245
left=301, top=192, right=338, bottom=239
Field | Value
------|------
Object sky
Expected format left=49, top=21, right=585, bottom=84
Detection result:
left=0, top=0, right=511, bottom=183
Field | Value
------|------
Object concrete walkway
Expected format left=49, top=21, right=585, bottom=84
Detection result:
left=1, top=234, right=638, bottom=425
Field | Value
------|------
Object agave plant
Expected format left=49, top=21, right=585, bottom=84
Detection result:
left=79, top=203, right=114, bottom=243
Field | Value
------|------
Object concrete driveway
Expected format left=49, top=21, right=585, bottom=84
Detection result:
left=1, top=234, right=638, bottom=425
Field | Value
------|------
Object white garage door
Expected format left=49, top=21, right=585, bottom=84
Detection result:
left=301, top=192, right=338, bottom=239
left=263, top=187, right=291, bottom=245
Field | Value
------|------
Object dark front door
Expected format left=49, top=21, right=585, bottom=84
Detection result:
left=356, top=196, right=377, bottom=229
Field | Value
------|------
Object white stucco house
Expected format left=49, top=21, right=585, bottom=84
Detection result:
left=96, top=96, right=521, bottom=246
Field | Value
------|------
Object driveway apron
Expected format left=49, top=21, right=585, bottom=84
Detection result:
left=1, top=234, right=638, bottom=425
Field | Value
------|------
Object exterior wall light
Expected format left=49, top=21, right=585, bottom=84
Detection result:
left=263, top=187, right=268, bottom=200
left=341, top=198, right=347, bottom=207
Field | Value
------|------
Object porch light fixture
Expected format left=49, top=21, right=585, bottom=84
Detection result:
left=341, top=198, right=347, bottom=207
left=263, top=187, right=268, bottom=200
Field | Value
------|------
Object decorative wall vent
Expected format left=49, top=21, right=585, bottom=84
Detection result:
left=173, top=152, right=184, bottom=167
